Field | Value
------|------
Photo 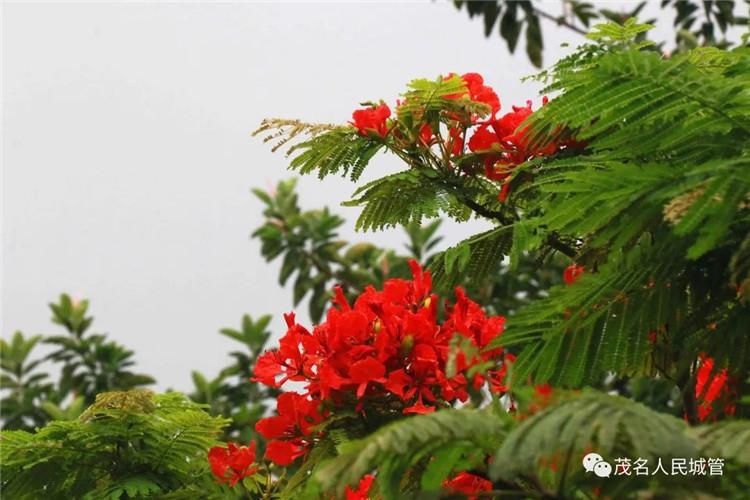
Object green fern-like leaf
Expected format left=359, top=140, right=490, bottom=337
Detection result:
left=344, top=170, right=442, bottom=231
left=430, top=225, right=513, bottom=291
left=315, top=408, right=509, bottom=499
left=491, top=391, right=696, bottom=492
left=0, top=391, right=229, bottom=499
left=691, top=421, right=750, bottom=466
left=288, top=127, right=384, bottom=181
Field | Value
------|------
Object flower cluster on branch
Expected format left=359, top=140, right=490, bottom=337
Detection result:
left=252, top=260, right=509, bottom=466
left=350, top=72, right=580, bottom=201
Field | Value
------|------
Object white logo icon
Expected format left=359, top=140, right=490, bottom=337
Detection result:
left=582, top=452, right=604, bottom=472
left=583, top=452, right=612, bottom=478
left=593, top=461, right=612, bottom=478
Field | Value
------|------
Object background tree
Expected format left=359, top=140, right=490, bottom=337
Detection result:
left=0, top=295, right=155, bottom=430
left=0, top=332, right=55, bottom=430
left=189, top=314, right=279, bottom=443
left=454, top=0, right=748, bottom=67
left=0, top=390, right=234, bottom=499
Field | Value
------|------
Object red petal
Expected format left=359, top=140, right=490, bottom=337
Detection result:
left=255, top=415, right=291, bottom=439
left=264, top=440, right=306, bottom=466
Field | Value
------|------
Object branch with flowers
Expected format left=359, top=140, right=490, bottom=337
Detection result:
left=241, top=20, right=750, bottom=498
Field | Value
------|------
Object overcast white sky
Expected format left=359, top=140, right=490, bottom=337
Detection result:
left=1, top=1, right=735, bottom=391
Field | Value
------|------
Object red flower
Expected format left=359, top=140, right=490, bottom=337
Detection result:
left=351, top=103, right=391, bottom=138
left=467, top=123, right=500, bottom=153
left=462, top=73, right=501, bottom=114
left=446, top=73, right=501, bottom=115
left=521, top=383, right=555, bottom=416
left=207, top=442, right=258, bottom=486
left=467, top=98, right=563, bottom=199
left=255, top=392, right=325, bottom=466
left=252, top=313, right=310, bottom=387
left=255, top=392, right=324, bottom=440
left=443, top=472, right=492, bottom=499
left=345, top=474, right=375, bottom=500
left=563, top=264, right=584, bottom=285
left=419, top=123, right=434, bottom=145
left=350, top=356, right=387, bottom=398
left=492, top=101, right=534, bottom=142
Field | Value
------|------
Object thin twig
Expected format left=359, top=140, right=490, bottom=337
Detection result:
left=534, top=7, right=587, bottom=36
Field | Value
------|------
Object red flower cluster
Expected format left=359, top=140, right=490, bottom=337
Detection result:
left=351, top=103, right=391, bottom=137
left=443, top=472, right=493, bottom=499
left=442, top=75, right=573, bottom=201
left=253, top=260, right=508, bottom=465
left=207, top=442, right=259, bottom=486
left=695, top=355, right=735, bottom=421
left=349, top=73, right=580, bottom=202
left=468, top=99, right=561, bottom=201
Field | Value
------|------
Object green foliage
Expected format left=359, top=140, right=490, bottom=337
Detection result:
left=454, top=0, right=546, bottom=67
left=1, top=296, right=154, bottom=431
left=0, top=390, right=231, bottom=499
left=492, top=391, right=697, bottom=495
left=189, top=314, right=278, bottom=443
left=497, top=39, right=750, bottom=391
left=453, top=1, right=747, bottom=66
left=254, top=120, right=381, bottom=182
left=692, top=420, right=750, bottom=465
left=0, top=332, right=54, bottom=430
left=346, top=170, right=444, bottom=231
left=306, top=390, right=750, bottom=499
left=251, top=178, right=443, bottom=322
left=252, top=178, right=565, bottom=325
left=316, top=408, right=510, bottom=499
left=46, top=294, right=155, bottom=404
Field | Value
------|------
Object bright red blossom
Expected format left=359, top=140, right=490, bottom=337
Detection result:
left=351, top=103, right=391, bottom=137
left=445, top=72, right=501, bottom=115
left=466, top=97, right=572, bottom=201
left=349, top=75, right=579, bottom=204
left=461, top=72, right=501, bottom=114
left=252, top=260, right=510, bottom=465
left=255, top=392, right=325, bottom=466
left=207, top=442, right=259, bottom=486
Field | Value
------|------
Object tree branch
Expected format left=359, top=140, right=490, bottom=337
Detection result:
left=533, top=7, right=587, bottom=36
left=545, top=233, right=578, bottom=259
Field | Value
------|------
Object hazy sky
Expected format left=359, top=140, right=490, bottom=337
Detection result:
left=1, top=1, right=718, bottom=391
